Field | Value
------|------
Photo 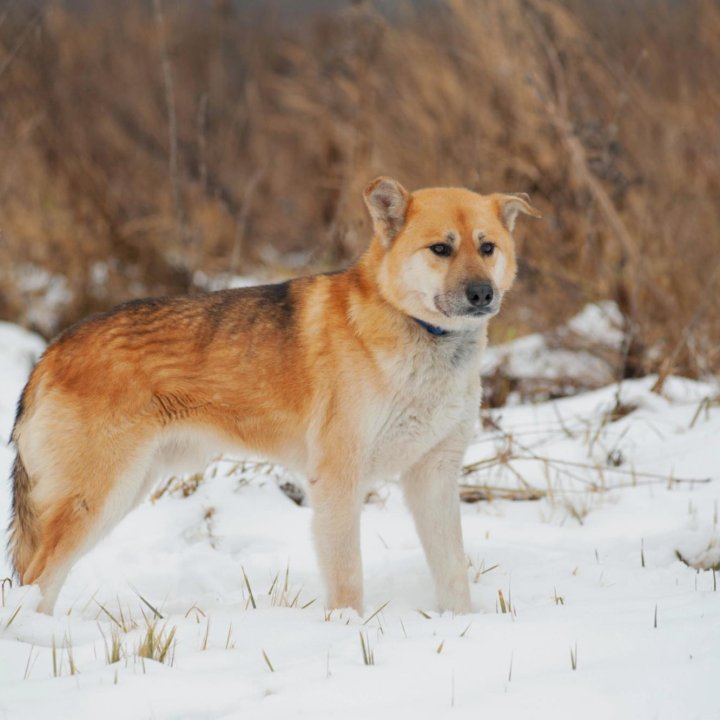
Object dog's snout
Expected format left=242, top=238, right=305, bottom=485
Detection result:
left=465, top=281, right=494, bottom=309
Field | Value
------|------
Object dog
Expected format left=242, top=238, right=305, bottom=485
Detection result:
left=8, top=177, right=540, bottom=614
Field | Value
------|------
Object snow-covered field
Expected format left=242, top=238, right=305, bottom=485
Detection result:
left=1, top=317, right=718, bottom=720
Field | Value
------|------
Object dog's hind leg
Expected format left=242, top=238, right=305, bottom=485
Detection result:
left=21, top=493, right=97, bottom=615
left=13, top=400, right=156, bottom=614
left=401, top=429, right=472, bottom=614
left=20, top=449, right=155, bottom=615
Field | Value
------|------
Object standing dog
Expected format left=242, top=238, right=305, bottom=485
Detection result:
left=9, top=177, right=539, bottom=614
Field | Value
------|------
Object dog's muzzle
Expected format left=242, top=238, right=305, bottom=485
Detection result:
left=435, top=282, right=500, bottom=317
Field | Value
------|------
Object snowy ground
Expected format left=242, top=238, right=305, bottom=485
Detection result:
left=0, top=317, right=719, bottom=720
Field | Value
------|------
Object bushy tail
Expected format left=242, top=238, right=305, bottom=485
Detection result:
left=8, top=452, right=38, bottom=582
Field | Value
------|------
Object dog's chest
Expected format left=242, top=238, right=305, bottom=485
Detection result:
left=364, top=338, right=480, bottom=476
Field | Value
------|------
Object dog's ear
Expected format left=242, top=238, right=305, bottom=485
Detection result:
left=493, top=193, right=542, bottom=232
left=363, top=176, right=411, bottom=247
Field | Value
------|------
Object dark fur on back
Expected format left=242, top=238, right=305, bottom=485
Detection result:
left=54, top=281, right=299, bottom=347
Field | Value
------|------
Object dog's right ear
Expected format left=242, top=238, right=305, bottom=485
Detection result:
left=492, top=193, right=542, bottom=232
left=363, top=176, right=410, bottom=247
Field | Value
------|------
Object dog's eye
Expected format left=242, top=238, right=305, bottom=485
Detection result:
left=429, top=243, right=453, bottom=257
left=480, top=241, right=496, bottom=256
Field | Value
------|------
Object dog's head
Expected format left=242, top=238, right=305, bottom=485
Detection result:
left=364, top=177, right=541, bottom=331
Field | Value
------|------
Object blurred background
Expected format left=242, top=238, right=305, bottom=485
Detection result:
left=0, top=0, right=718, bottom=390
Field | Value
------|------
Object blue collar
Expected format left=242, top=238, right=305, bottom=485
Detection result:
left=413, top=317, right=448, bottom=336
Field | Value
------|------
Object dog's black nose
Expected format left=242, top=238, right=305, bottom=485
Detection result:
left=465, top=281, right=494, bottom=308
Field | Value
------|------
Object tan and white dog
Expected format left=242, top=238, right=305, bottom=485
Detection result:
left=9, top=177, right=539, bottom=614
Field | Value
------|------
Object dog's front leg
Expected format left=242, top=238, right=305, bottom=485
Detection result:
left=308, top=469, right=363, bottom=613
left=401, top=431, right=472, bottom=614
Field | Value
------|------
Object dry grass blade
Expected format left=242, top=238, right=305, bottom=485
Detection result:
left=94, top=600, right=122, bottom=628
left=359, top=631, right=375, bottom=666
left=133, top=589, right=163, bottom=620
left=362, top=600, right=390, bottom=626
left=65, top=635, right=78, bottom=676
left=201, top=618, right=210, bottom=651
left=262, top=649, right=275, bottom=672
left=225, top=623, right=234, bottom=650
left=242, top=567, right=256, bottom=609
left=23, top=645, right=37, bottom=680
left=98, top=623, right=124, bottom=665
left=460, top=485, right=546, bottom=503
left=689, top=397, right=714, bottom=430
left=184, top=604, right=206, bottom=621
left=530, top=457, right=710, bottom=484
left=1, top=577, right=12, bottom=607
left=399, top=618, right=408, bottom=638
left=4, top=603, right=22, bottom=629
left=570, top=641, right=578, bottom=671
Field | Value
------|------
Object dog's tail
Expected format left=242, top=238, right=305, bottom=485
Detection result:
left=8, top=453, right=39, bottom=582
left=8, top=393, right=38, bottom=583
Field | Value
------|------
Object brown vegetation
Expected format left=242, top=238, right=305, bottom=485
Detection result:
left=0, top=0, right=718, bottom=379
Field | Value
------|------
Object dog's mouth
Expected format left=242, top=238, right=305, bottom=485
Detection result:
left=433, top=296, right=500, bottom=319
left=466, top=305, right=498, bottom=317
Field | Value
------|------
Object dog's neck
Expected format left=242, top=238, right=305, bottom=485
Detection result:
left=412, top=317, right=448, bottom=336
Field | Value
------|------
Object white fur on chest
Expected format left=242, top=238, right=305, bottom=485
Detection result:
left=363, top=332, right=483, bottom=478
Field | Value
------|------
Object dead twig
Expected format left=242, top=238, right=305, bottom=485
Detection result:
left=152, top=0, right=192, bottom=266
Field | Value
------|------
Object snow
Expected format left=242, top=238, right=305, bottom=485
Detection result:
left=192, top=271, right=265, bottom=292
left=1, top=316, right=719, bottom=719
left=8, top=264, right=73, bottom=336
left=481, top=301, right=625, bottom=389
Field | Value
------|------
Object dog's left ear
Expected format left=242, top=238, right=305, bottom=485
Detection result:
left=364, top=176, right=411, bottom=247
left=493, top=193, right=542, bottom=232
